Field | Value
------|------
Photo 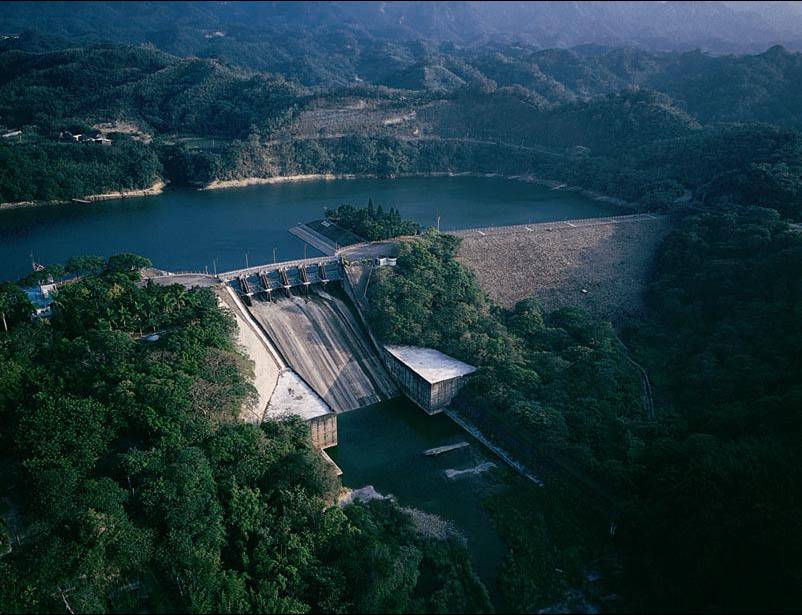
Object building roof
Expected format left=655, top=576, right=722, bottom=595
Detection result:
left=384, top=345, right=477, bottom=384
left=23, top=286, right=55, bottom=309
left=265, top=369, right=333, bottom=421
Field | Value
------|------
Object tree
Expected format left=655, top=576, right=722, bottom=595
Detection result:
left=64, top=255, right=106, bottom=276
left=0, top=257, right=492, bottom=613
left=106, top=253, right=152, bottom=274
left=0, top=283, right=33, bottom=332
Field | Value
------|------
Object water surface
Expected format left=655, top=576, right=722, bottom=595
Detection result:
left=328, top=399, right=512, bottom=597
left=0, top=176, right=617, bottom=280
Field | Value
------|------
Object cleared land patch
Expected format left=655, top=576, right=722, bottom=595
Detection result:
left=455, top=214, right=671, bottom=322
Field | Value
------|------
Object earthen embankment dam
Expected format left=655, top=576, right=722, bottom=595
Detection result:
left=454, top=213, right=670, bottom=322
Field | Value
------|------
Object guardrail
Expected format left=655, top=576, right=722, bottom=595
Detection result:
left=218, top=255, right=341, bottom=281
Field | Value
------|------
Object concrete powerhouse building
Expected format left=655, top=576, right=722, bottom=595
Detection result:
left=383, top=345, right=477, bottom=414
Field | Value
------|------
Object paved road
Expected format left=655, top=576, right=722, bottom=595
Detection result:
left=145, top=213, right=660, bottom=289
left=143, top=272, right=218, bottom=288
left=338, top=239, right=401, bottom=261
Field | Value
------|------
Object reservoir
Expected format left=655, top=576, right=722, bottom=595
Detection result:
left=0, top=175, right=618, bottom=280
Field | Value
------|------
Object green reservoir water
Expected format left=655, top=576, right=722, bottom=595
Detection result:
left=0, top=175, right=617, bottom=280
left=328, top=399, right=515, bottom=598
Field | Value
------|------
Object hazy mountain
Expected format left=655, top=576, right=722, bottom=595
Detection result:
left=2, top=1, right=801, bottom=55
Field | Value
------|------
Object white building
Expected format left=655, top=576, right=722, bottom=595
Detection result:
left=383, top=345, right=477, bottom=414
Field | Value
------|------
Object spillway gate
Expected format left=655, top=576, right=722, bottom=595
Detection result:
left=229, top=258, right=343, bottom=298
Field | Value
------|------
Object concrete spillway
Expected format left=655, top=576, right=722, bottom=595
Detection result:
left=247, top=287, right=397, bottom=413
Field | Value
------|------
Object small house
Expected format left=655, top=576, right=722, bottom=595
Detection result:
left=24, top=281, right=57, bottom=319
left=80, top=130, right=112, bottom=145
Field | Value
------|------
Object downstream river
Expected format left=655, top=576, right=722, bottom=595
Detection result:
left=328, top=399, right=514, bottom=603
left=0, top=175, right=617, bottom=280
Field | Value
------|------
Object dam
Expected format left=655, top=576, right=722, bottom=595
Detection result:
left=454, top=213, right=671, bottom=322
left=221, top=257, right=343, bottom=297
left=157, top=210, right=669, bottom=423
left=1, top=176, right=652, bottom=602
left=145, top=208, right=666, bottom=600
left=0, top=175, right=620, bottom=282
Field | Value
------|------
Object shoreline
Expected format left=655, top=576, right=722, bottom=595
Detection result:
left=81, top=179, right=166, bottom=202
left=201, top=173, right=362, bottom=190
left=1, top=171, right=636, bottom=213
left=202, top=171, right=637, bottom=211
left=0, top=179, right=166, bottom=211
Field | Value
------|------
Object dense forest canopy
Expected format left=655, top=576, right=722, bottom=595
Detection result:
left=365, top=205, right=802, bottom=612
left=2, top=2, right=802, bottom=613
left=326, top=199, right=421, bottom=241
left=0, top=258, right=491, bottom=613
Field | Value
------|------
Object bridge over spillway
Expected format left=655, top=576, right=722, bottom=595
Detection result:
left=218, top=256, right=344, bottom=299
left=216, top=253, right=398, bottom=413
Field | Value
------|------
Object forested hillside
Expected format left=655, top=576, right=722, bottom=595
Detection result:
left=4, top=1, right=802, bottom=58
left=424, top=88, right=700, bottom=154
left=4, top=37, right=802, bottom=210
left=0, top=45, right=303, bottom=137
left=0, top=257, right=491, bottom=613
left=366, top=201, right=802, bottom=611
left=2, top=3, right=802, bottom=613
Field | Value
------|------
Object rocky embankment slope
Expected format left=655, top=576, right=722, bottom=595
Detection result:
left=455, top=214, right=671, bottom=322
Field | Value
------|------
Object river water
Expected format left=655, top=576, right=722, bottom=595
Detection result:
left=328, top=399, right=514, bottom=600
left=0, top=175, right=617, bottom=280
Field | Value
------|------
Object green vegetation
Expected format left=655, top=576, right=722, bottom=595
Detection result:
left=487, top=479, right=613, bottom=613
left=367, top=198, right=802, bottom=611
left=368, top=232, right=643, bottom=610
left=3, top=39, right=802, bottom=213
left=166, top=133, right=554, bottom=186
left=0, top=282, right=33, bottom=332
left=326, top=199, right=421, bottom=241
left=0, top=46, right=302, bottom=138
left=0, top=256, right=490, bottom=613
left=619, top=207, right=802, bottom=611
left=0, top=135, right=161, bottom=202
left=0, top=44, right=301, bottom=201
left=3, top=9, right=802, bottom=612
left=427, top=88, right=700, bottom=155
